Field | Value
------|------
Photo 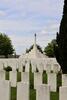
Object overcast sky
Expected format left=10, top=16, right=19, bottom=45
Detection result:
left=0, top=0, right=64, bottom=54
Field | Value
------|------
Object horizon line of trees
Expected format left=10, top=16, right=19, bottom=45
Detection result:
left=0, top=32, right=57, bottom=58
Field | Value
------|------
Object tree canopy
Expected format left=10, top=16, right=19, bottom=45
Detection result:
left=0, top=33, right=14, bottom=58
left=44, top=39, right=56, bottom=57
left=55, top=0, right=67, bottom=73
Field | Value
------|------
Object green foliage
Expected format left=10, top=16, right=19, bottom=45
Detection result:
left=37, top=45, right=43, bottom=53
left=55, top=0, right=67, bottom=73
left=4, top=66, right=12, bottom=71
left=44, top=39, right=56, bottom=57
left=0, top=33, right=14, bottom=58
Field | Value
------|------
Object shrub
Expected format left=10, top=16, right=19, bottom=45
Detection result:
left=4, top=66, right=12, bottom=71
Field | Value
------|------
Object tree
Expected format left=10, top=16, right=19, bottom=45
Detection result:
left=44, top=39, right=56, bottom=57
left=0, top=33, right=14, bottom=58
left=55, top=0, right=67, bottom=73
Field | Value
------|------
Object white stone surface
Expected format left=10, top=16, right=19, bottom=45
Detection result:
left=32, top=64, right=36, bottom=72
left=10, top=71, right=17, bottom=87
left=52, top=63, right=60, bottom=73
left=0, top=70, right=5, bottom=80
left=18, top=61, right=23, bottom=72
left=34, top=72, right=42, bottom=89
left=7, top=60, right=17, bottom=71
left=0, top=62, right=3, bottom=70
left=21, top=72, right=29, bottom=83
left=36, top=61, right=44, bottom=73
left=46, top=63, right=51, bottom=73
left=25, top=62, right=30, bottom=72
left=31, top=59, right=36, bottom=72
left=17, top=82, right=29, bottom=100
left=43, top=61, right=47, bottom=71
left=59, top=86, right=67, bottom=100
left=47, top=73, right=57, bottom=92
left=62, top=74, right=67, bottom=86
left=3, top=61, right=8, bottom=68
left=0, top=80, right=10, bottom=100
left=36, top=84, right=50, bottom=100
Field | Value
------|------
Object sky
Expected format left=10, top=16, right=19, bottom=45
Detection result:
left=0, top=0, right=64, bottom=54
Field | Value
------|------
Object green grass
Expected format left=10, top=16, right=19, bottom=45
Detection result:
left=17, top=72, right=21, bottom=82
left=30, top=89, right=36, bottom=100
left=57, top=73, right=62, bottom=91
left=29, top=65, right=36, bottom=100
left=42, top=71, right=47, bottom=84
left=50, top=92, right=59, bottom=100
left=5, top=71, right=9, bottom=80
left=11, top=87, right=17, bottom=100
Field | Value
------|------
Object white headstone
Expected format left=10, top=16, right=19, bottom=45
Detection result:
left=3, top=61, right=8, bottom=68
left=46, top=63, right=51, bottom=73
left=10, top=71, right=17, bottom=87
left=0, top=70, right=5, bottom=80
left=21, top=72, right=29, bottom=83
left=59, top=86, right=67, bottom=100
left=52, top=63, right=60, bottom=73
left=25, top=62, right=30, bottom=72
left=17, top=82, right=29, bottom=100
left=62, top=74, right=67, bottom=86
left=31, top=60, right=36, bottom=72
left=36, top=61, right=44, bottom=73
left=34, top=72, right=42, bottom=89
left=43, top=62, right=47, bottom=71
left=47, top=73, right=57, bottom=92
left=7, top=60, right=17, bottom=71
left=18, top=61, right=23, bottom=72
left=0, top=62, right=3, bottom=70
left=36, top=84, right=50, bottom=100
left=0, top=80, right=10, bottom=100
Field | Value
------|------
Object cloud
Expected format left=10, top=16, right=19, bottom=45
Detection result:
left=0, top=20, right=36, bottom=31
left=0, top=0, right=64, bottom=19
left=8, top=21, right=58, bottom=54
left=8, top=34, right=34, bottom=54
left=0, top=0, right=64, bottom=54
left=0, top=10, right=6, bottom=16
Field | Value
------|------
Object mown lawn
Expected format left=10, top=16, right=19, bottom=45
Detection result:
left=11, top=87, right=17, bottom=100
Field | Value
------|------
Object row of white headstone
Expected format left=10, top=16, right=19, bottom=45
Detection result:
left=0, top=59, right=66, bottom=100
left=18, top=62, right=61, bottom=74
left=0, top=80, right=50, bottom=100
left=17, top=83, right=50, bottom=100
left=0, top=69, right=57, bottom=91
left=0, top=80, right=67, bottom=100
left=34, top=72, right=57, bottom=92
left=0, top=68, right=67, bottom=93
left=0, top=58, right=61, bottom=73
left=0, top=70, right=56, bottom=91
left=17, top=82, right=67, bottom=100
